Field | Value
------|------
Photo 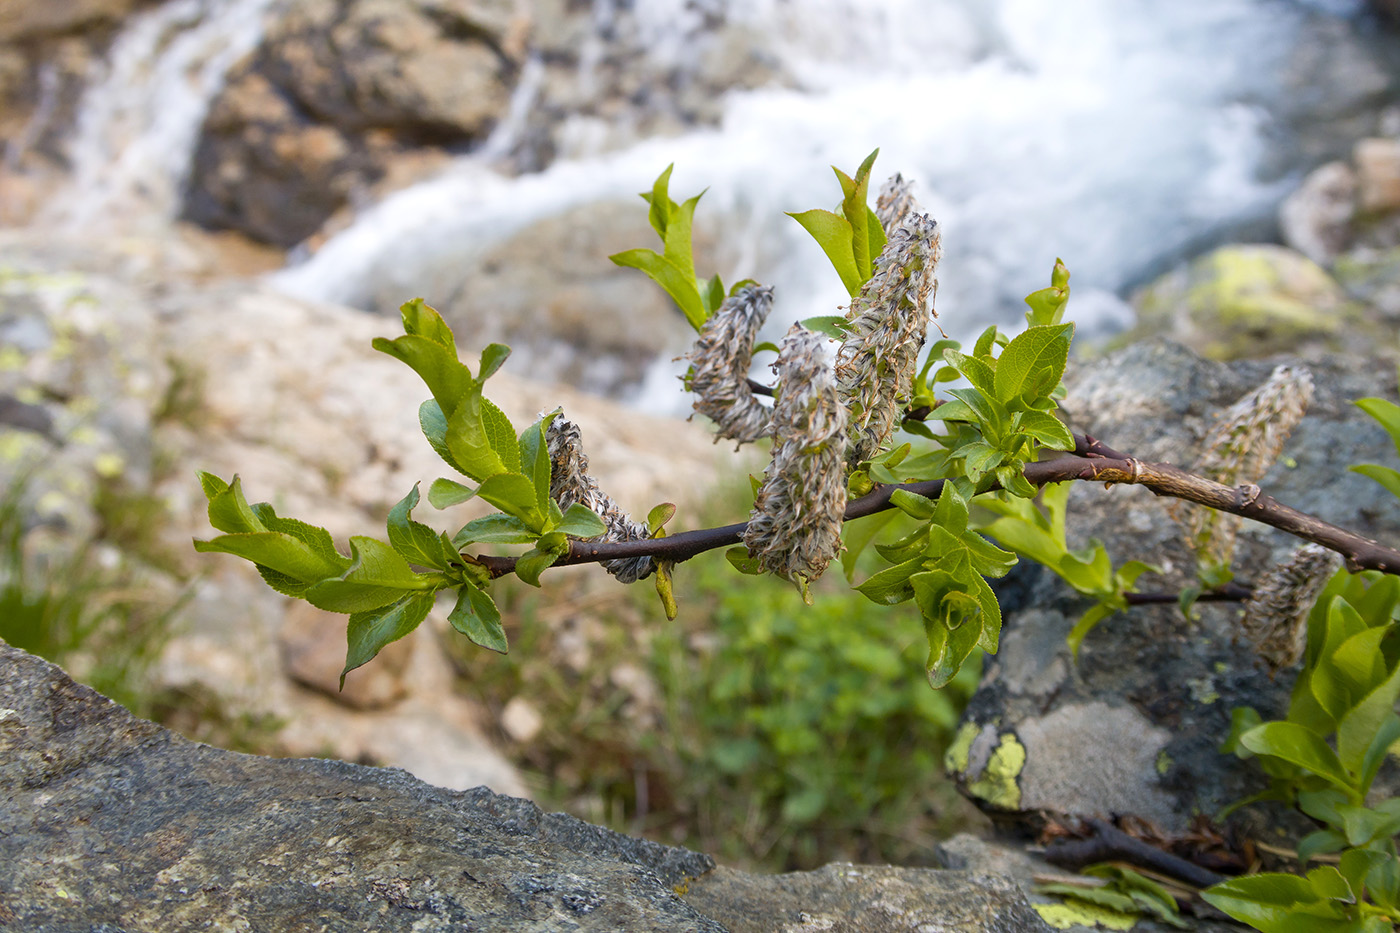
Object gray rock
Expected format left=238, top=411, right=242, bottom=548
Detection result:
left=951, top=339, right=1400, bottom=837
left=1, top=640, right=1055, bottom=931
left=1279, top=160, right=1356, bottom=266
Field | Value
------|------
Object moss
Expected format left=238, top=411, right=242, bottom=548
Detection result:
left=1034, top=901, right=1137, bottom=930
left=1156, top=750, right=1172, bottom=775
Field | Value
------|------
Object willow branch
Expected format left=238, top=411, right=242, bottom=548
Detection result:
left=471, top=432, right=1400, bottom=579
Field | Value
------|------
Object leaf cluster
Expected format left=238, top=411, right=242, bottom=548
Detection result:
left=1208, top=574, right=1400, bottom=930
left=195, top=299, right=613, bottom=685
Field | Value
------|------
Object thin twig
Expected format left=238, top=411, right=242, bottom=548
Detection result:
left=470, top=433, right=1400, bottom=579
left=1043, top=819, right=1227, bottom=890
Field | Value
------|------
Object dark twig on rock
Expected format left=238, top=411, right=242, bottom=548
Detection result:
left=1043, top=819, right=1227, bottom=890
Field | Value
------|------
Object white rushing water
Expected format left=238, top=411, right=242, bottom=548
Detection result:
left=44, top=0, right=278, bottom=229
left=48, top=0, right=1378, bottom=403
left=269, top=0, right=1348, bottom=385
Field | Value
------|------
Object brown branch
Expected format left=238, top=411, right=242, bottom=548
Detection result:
left=471, top=433, right=1400, bottom=579
left=1125, top=581, right=1254, bottom=606
left=1044, top=819, right=1227, bottom=890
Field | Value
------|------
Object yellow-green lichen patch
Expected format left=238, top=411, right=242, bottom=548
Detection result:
left=1155, top=750, right=1172, bottom=775
left=966, top=733, right=1025, bottom=810
left=1034, top=900, right=1137, bottom=930
left=944, top=721, right=980, bottom=773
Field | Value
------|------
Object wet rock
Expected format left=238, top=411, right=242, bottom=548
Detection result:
left=950, top=339, right=1400, bottom=838
left=1126, top=244, right=1370, bottom=360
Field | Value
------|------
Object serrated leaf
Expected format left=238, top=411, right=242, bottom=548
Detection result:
left=205, top=474, right=267, bottom=535
left=373, top=333, right=474, bottom=420
left=944, top=349, right=996, bottom=397
left=644, top=164, right=675, bottom=236
left=726, top=546, right=763, bottom=575
left=397, top=297, right=457, bottom=353
left=1203, top=872, right=1356, bottom=933
left=838, top=148, right=879, bottom=280
left=610, top=247, right=707, bottom=331
left=305, top=536, right=437, bottom=614
left=789, top=208, right=861, bottom=297
left=994, top=323, right=1074, bottom=405
left=1336, top=658, right=1400, bottom=774
left=972, top=325, right=999, bottom=360
left=257, top=564, right=312, bottom=598
left=855, top=557, right=924, bottom=605
left=341, top=590, right=436, bottom=688
left=387, top=483, right=451, bottom=571
left=481, top=397, right=520, bottom=473
left=475, top=472, right=542, bottom=528
left=448, top=583, right=507, bottom=653
left=518, top=409, right=559, bottom=518
left=453, top=513, right=537, bottom=546
left=933, top=481, right=969, bottom=536
left=663, top=190, right=704, bottom=287
left=420, top=399, right=471, bottom=476
left=428, top=477, right=476, bottom=509
left=557, top=503, right=607, bottom=538
left=1016, top=410, right=1075, bottom=451
left=889, top=488, right=936, bottom=520
left=194, top=531, right=348, bottom=585
left=840, top=510, right=899, bottom=582
left=478, top=343, right=510, bottom=381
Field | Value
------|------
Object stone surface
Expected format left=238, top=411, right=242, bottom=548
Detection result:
left=950, top=339, right=1400, bottom=837
left=1279, top=160, right=1356, bottom=265
left=1, top=640, right=1057, bottom=932
left=1355, top=136, right=1400, bottom=215
left=1126, top=243, right=1371, bottom=360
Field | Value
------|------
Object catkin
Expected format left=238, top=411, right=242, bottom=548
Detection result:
left=684, top=284, right=774, bottom=445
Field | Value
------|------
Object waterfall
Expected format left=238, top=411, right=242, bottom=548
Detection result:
left=44, top=0, right=278, bottom=229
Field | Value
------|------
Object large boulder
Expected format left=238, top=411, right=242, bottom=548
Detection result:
left=949, top=339, right=1400, bottom=839
left=1, top=640, right=1053, bottom=931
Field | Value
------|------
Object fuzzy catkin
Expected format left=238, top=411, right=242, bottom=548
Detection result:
left=1176, top=365, right=1314, bottom=569
left=837, top=212, right=942, bottom=465
left=743, top=324, right=848, bottom=583
left=1242, top=544, right=1339, bottom=673
left=684, top=284, right=774, bottom=445
left=875, top=173, right=917, bottom=233
left=546, top=413, right=653, bottom=583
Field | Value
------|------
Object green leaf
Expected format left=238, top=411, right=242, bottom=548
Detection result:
left=205, top=474, right=267, bottom=534
left=448, top=583, right=507, bottom=653
left=789, top=208, right=862, bottom=297
left=305, top=536, right=437, bottom=614
left=655, top=561, right=678, bottom=621
left=944, top=349, right=997, bottom=397
left=700, top=273, right=725, bottom=314
left=419, top=399, right=470, bottom=476
left=1358, top=711, right=1400, bottom=796
left=726, top=546, right=763, bottom=575
left=1015, top=410, right=1075, bottom=451
left=514, top=547, right=559, bottom=587
left=444, top=392, right=509, bottom=481
left=837, top=148, right=879, bottom=280
left=372, top=333, right=474, bottom=420
left=194, top=531, right=349, bottom=586
left=1349, top=464, right=1400, bottom=501
left=1356, top=397, right=1400, bottom=457
left=993, top=323, right=1075, bottom=405
left=557, top=503, right=607, bottom=538
left=1239, top=722, right=1357, bottom=795
left=1203, top=873, right=1355, bottom=933
left=644, top=163, right=675, bottom=237
left=1066, top=601, right=1120, bottom=659
left=840, top=510, right=899, bottom=582
left=933, top=482, right=969, bottom=536
left=646, top=502, right=676, bottom=535
left=610, top=247, right=708, bottom=330
left=889, top=488, right=936, bottom=520
left=481, top=397, right=521, bottom=473
left=428, top=477, right=476, bottom=508
left=475, top=471, right=542, bottom=528
left=1024, top=260, right=1071, bottom=327
left=1298, top=828, right=1349, bottom=865
left=801, top=315, right=849, bottom=338
left=453, top=513, right=537, bottom=546
left=397, top=297, right=458, bottom=353
left=387, top=483, right=451, bottom=571
left=341, top=590, right=435, bottom=688
left=855, top=557, right=924, bottom=605
left=1336, top=658, right=1400, bottom=774
left=478, top=343, right=511, bottom=381
left=518, top=409, right=559, bottom=518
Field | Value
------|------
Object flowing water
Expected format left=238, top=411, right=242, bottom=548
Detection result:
left=46, top=0, right=1391, bottom=403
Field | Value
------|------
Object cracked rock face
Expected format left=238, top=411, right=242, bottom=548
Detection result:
left=0, top=641, right=1051, bottom=931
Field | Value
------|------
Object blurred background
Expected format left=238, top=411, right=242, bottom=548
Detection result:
left=2, top=0, right=1399, bottom=870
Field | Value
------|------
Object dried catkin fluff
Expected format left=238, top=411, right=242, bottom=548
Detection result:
left=875, top=173, right=917, bottom=233
left=1242, top=544, right=1339, bottom=673
left=546, top=413, right=653, bottom=583
left=743, top=324, right=848, bottom=584
left=1175, top=365, right=1314, bottom=569
left=684, top=284, right=774, bottom=445
left=837, top=212, right=942, bottom=465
